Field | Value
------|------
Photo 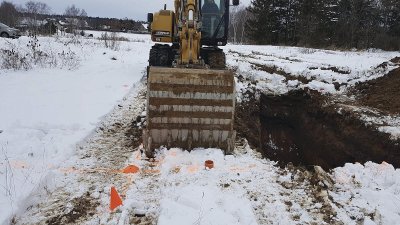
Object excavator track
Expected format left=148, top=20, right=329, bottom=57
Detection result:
left=143, top=66, right=236, bottom=157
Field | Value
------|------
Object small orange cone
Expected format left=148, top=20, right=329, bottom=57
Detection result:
left=110, top=186, right=123, bottom=211
left=205, top=160, right=214, bottom=169
left=122, top=165, right=140, bottom=174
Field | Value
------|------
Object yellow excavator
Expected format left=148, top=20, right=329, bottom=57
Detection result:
left=144, top=0, right=239, bottom=157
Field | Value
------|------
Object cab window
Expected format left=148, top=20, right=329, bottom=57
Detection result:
left=201, top=0, right=225, bottom=39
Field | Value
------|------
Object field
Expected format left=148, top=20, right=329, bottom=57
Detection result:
left=0, top=32, right=399, bottom=225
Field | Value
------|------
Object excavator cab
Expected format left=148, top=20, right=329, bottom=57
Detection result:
left=200, top=0, right=232, bottom=46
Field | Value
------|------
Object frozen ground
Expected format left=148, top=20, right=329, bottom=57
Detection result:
left=1, top=33, right=399, bottom=225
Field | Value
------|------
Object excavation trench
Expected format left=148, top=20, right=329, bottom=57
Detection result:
left=235, top=89, right=400, bottom=170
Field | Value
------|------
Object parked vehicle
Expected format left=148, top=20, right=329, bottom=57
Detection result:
left=0, top=22, right=21, bottom=39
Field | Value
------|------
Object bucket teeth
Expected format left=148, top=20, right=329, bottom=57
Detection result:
left=143, top=67, right=235, bottom=154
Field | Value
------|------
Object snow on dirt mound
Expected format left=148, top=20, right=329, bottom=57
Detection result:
left=355, top=67, right=400, bottom=115
left=331, top=162, right=400, bottom=224
left=225, top=45, right=399, bottom=95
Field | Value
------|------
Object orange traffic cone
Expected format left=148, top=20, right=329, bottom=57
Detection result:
left=122, top=165, right=140, bottom=174
left=110, top=186, right=123, bottom=211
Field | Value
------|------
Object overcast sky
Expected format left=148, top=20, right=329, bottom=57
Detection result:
left=10, top=0, right=251, bottom=20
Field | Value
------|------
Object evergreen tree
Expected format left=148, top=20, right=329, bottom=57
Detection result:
left=244, top=0, right=400, bottom=50
left=297, top=0, right=324, bottom=46
left=246, top=0, right=300, bottom=45
left=382, top=0, right=400, bottom=36
left=246, top=0, right=278, bottom=44
left=0, top=1, right=19, bottom=26
left=322, top=0, right=340, bottom=46
left=276, top=0, right=300, bottom=45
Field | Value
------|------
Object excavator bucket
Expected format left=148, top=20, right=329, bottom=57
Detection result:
left=143, top=66, right=236, bottom=157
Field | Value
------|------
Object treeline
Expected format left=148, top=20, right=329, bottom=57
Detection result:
left=85, top=17, right=145, bottom=31
left=230, top=0, right=400, bottom=50
left=0, top=1, right=145, bottom=33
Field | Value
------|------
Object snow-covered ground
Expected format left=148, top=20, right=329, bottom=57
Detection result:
left=1, top=32, right=399, bottom=225
left=224, top=45, right=399, bottom=95
left=83, top=30, right=150, bottom=43
left=0, top=33, right=151, bottom=223
left=332, top=162, right=400, bottom=224
left=125, top=148, right=400, bottom=225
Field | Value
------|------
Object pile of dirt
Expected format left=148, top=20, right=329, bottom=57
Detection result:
left=355, top=67, right=400, bottom=115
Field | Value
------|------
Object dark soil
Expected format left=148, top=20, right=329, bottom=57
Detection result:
left=235, top=87, right=400, bottom=170
left=235, top=61, right=400, bottom=169
left=250, top=62, right=311, bottom=84
left=46, top=192, right=99, bottom=225
left=355, top=67, right=400, bottom=115
left=309, top=66, right=351, bottom=74
left=127, top=118, right=145, bottom=148
left=234, top=89, right=262, bottom=150
left=320, top=66, right=351, bottom=74
left=259, top=89, right=400, bottom=169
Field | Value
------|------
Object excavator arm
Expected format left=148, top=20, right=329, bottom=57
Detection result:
left=176, top=0, right=202, bottom=64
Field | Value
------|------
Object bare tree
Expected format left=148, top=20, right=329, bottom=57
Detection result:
left=24, top=1, right=51, bottom=32
left=230, top=6, right=241, bottom=43
left=64, top=5, right=88, bottom=34
left=0, top=1, right=19, bottom=26
left=80, top=9, right=87, bottom=17
left=230, top=5, right=251, bottom=44
left=64, top=4, right=80, bottom=17
left=25, top=1, right=50, bottom=15
left=238, top=8, right=251, bottom=44
left=78, top=9, right=88, bottom=29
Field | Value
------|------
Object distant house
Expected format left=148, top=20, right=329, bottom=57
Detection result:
left=16, top=17, right=44, bottom=32
left=18, top=17, right=46, bottom=27
left=101, top=25, right=111, bottom=30
left=16, top=17, right=58, bottom=34
left=58, top=20, right=68, bottom=27
left=127, top=23, right=149, bottom=34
